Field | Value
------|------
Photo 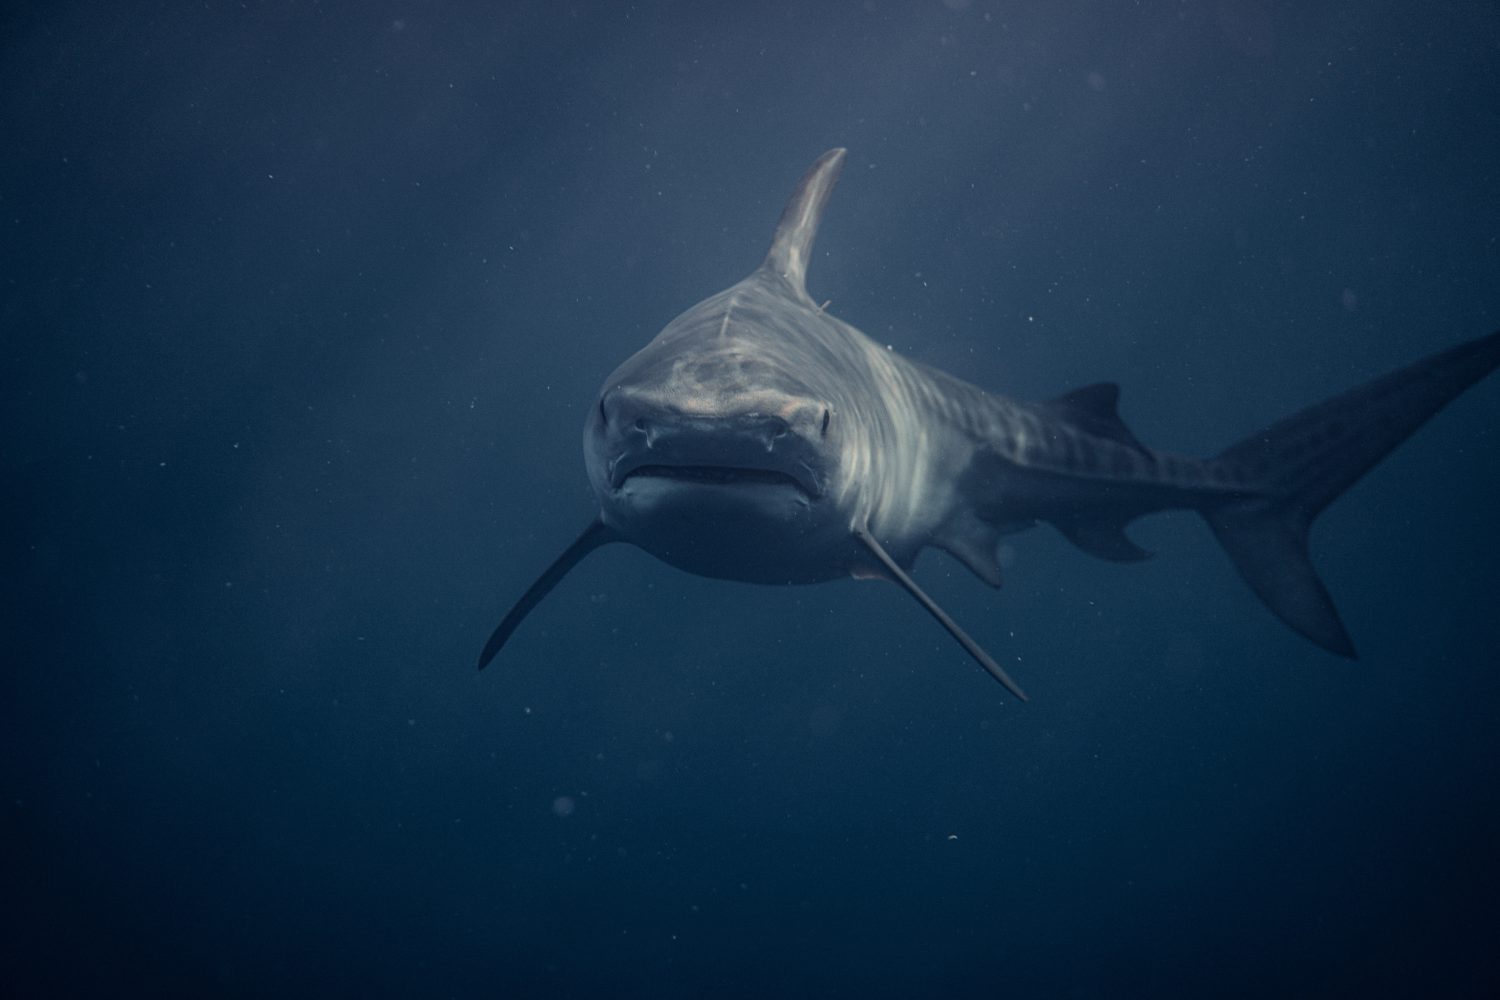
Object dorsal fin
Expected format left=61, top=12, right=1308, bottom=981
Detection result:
left=1044, top=382, right=1149, bottom=455
left=762, top=148, right=846, bottom=303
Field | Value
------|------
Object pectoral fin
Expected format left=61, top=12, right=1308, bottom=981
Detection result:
left=477, top=518, right=620, bottom=670
left=853, top=526, right=1028, bottom=703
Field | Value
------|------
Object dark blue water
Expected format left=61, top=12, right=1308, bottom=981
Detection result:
left=7, top=2, right=1500, bottom=996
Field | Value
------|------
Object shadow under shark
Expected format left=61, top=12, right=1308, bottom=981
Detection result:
left=479, top=148, right=1500, bottom=702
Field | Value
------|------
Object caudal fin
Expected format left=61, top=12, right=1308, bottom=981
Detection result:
left=1205, top=329, right=1500, bottom=656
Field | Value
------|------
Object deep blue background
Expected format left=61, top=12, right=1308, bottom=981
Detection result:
left=6, top=2, right=1500, bottom=996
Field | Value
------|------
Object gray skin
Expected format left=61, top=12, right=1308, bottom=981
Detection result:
left=480, top=148, right=1500, bottom=701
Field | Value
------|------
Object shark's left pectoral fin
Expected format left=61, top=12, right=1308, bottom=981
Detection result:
left=853, top=526, right=1028, bottom=703
left=477, top=518, right=620, bottom=671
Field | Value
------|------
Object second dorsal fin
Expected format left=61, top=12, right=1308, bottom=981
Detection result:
left=1045, top=382, right=1149, bottom=455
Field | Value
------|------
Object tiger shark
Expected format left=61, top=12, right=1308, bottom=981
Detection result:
left=478, top=148, right=1500, bottom=701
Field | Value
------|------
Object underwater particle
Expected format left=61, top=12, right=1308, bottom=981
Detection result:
left=552, top=795, right=576, bottom=817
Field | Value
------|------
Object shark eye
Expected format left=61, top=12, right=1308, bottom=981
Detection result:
left=820, top=408, right=831, bottom=437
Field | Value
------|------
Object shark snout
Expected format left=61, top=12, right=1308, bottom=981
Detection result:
left=600, top=388, right=802, bottom=451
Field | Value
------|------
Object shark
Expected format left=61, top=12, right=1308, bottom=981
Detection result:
left=478, top=148, right=1500, bottom=701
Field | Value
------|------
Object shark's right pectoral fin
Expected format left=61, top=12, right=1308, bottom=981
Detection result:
left=854, top=525, right=1029, bottom=703
left=477, top=518, right=620, bottom=670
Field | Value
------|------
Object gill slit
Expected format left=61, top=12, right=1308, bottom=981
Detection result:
left=717, top=294, right=738, bottom=340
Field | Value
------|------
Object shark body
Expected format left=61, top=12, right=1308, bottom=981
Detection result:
left=480, top=148, right=1500, bottom=700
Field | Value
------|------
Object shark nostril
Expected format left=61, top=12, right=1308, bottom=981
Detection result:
left=765, top=417, right=790, bottom=450
left=821, top=408, right=831, bottom=437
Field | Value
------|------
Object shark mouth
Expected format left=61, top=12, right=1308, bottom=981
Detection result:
left=616, top=462, right=819, bottom=497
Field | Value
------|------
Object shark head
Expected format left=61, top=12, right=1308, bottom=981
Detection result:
left=590, top=343, right=835, bottom=500
left=573, top=148, right=861, bottom=584
left=584, top=290, right=849, bottom=583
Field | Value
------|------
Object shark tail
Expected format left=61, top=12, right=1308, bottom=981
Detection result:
left=1204, top=329, right=1500, bottom=656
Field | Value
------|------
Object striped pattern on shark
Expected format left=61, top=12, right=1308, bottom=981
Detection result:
left=479, top=148, right=1500, bottom=701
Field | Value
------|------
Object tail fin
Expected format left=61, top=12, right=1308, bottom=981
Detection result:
left=1205, top=329, right=1500, bottom=656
